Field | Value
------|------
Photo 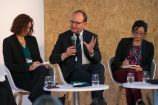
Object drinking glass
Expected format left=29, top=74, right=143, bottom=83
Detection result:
left=143, top=71, right=150, bottom=83
left=44, top=76, right=56, bottom=88
left=127, top=72, right=135, bottom=83
left=92, top=74, right=99, bottom=86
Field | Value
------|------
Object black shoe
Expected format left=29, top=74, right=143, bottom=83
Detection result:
left=58, top=96, right=65, bottom=105
left=137, top=100, right=145, bottom=105
left=90, top=98, right=107, bottom=105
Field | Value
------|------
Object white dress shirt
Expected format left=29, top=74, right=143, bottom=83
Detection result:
left=73, top=30, right=90, bottom=65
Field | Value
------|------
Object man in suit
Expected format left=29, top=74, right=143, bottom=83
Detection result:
left=49, top=10, right=106, bottom=105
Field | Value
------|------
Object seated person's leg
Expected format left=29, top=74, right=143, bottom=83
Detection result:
left=87, top=63, right=105, bottom=84
left=113, top=68, right=129, bottom=83
left=86, top=63, right=107, bottom=105
left=29, top=66, right=50, bottom=102
left=65, top=68, right=91, bottom=83
left=132, top=71, right=144, bottom=105
left=85, top=63, right=105, bottom=99
left=0, top=77, right=17, bottom=105
left=0, top=85, right=7, bottom=105
left=114, top=69, right=134, bottom=105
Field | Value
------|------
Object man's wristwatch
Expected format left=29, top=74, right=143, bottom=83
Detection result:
left=90, top=50, right=94, bottom=56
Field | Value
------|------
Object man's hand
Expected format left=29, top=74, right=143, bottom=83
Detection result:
left=83, top=36, right=97, bottom=54
left=61, top=46, right=76, bottom=61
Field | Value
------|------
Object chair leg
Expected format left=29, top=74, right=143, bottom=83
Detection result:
left=146, top=93, right=152, bottom=105
left=116, top=86, right=123, bottom=105
left=65, top=92, right=73, bottom=105
left=14, top=93, right=18, bottom=99
left=18, top=94, right=23, bottom=105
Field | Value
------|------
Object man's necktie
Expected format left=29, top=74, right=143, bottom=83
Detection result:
left=75, top=33, right=82, bottom=69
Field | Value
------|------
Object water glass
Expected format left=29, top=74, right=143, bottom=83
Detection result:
left=143, top=71, right=150, bottom=83
left=44, top=76, right=56, bottom=88
left=127, top=72, right=135, bottom=83
left=92, top=74, right=99, bottom=86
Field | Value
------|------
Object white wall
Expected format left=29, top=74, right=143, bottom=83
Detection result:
left=0, top=0, right=44, bottom=105
left=0, top=0, right=44, bottom=63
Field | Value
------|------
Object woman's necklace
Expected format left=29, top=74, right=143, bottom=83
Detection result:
left=132, top=41, right=142, bottom=64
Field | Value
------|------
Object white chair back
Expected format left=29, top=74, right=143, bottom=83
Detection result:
left=0, top=64, right=28, bottom=93
left=108, top=57, right=122, bottom=86
left=50, top=64, right=68, bottom=85
left=0, top=64, right=30, bottom=105
left=150, top=60, right=156, bottom=79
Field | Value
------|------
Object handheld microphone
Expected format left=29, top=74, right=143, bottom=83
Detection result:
left=71, top=35, right=76, bottom=46
left=71, top=36, right=77, bottom=61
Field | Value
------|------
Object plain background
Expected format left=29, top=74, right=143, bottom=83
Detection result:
left=0, top=0, right=44, bottom=104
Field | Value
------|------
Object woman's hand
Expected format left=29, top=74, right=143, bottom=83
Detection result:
left=29, top=61, right=41, bottom=71
left=121, top=58, right=129, bottom=67
left=130, top=65, right=143, bottom=72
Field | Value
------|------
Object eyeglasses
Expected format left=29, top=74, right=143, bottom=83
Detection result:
left=134, top=32, right=145, bottom=36
left=70, top=20, right=85, bottom=25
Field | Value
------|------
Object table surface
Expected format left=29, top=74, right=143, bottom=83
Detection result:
left=123, top=81, right=158, bottom=89
left=44, top=84, right=109, bottom=92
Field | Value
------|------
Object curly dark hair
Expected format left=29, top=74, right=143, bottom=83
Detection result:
left=132, top=20, right=148, bottom=33
left=11, top=14, right=33, bottom=35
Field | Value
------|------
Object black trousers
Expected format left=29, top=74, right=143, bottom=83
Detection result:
left=0, top=77, right=17, bottom=105
left=12, top=66, right=51, bottom=103
left=66, top=63, right=105, bottom=99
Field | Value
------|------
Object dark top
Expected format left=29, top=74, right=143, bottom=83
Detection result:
left=112, top=37, right=154, bottom=73
left=126, top=46, right=142, bottom=65
left=49, top=30, right=102, bottom=78
left=23, top=45, right=32, bottom=59
left=3, top=34, right=43, bottom=73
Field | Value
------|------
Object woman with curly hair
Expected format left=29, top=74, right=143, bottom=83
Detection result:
left=3, top=14, right=50, bottom=103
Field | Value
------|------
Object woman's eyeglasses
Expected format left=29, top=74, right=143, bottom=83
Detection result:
left=134, top=32, right=145, bottom=36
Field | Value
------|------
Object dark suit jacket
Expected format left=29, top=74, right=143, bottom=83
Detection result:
left=112, top=38, right=154, bottom=73
left=49, top=30, right=102, bottom=78
left=3, top=34, right=43, bottom=73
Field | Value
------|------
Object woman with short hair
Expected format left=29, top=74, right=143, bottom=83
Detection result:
left=112, top=20, right=154, bottom=105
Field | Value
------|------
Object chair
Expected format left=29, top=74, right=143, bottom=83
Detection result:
left=0, top=64, right=30, bottom=105
left=108, top=57, right=156, bottom=105
left=108, top=57, right=124, bottom=105
left=147, top=60, right=156, bottom=105
left=49, top=64, right=67, bottom=85
left=49, top=64, right=72, bottom=105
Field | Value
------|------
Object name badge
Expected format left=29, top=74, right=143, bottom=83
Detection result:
left=26, top=58, right=33, bottom=64
left=0, top=76, right=6, bottom=82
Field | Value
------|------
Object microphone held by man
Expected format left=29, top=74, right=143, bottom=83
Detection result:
left=71, top=35, right=78, bottom=61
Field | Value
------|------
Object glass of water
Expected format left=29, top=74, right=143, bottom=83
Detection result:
left=127, top=72, right=135, bottom=83
left=92, top=74, right=99, bottom=86
left=143, top=71, right=150, bottom=83
left=45, top=76, right=56, bottom=88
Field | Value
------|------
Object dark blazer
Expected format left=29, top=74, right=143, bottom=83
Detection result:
left=3, top=34, right=42, bottom=73
left=49, top=30, right=102, bottom=78
left=112, top=37, right=154, bottom=73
